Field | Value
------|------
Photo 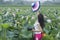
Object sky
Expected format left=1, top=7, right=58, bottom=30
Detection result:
left=3, top=0, right=52, bottom=3
left=26, top=0, right=47, bottom=2
left=23, top=0, right=48, bottom=3
left=24, top=0, right=52, bottom=2
left=3, top=0, right=14, bottom=2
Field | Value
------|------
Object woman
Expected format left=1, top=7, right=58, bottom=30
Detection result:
left=32, top=11, right=45, bottom=40
left=31, top=1, right=45, bottom=40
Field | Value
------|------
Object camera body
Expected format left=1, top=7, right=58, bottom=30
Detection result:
left=27, top=27, right=33, bottom=31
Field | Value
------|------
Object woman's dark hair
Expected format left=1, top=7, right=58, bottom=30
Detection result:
left=38, top=13, right=45, bottom=29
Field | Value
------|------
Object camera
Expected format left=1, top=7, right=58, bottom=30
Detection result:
left=27, top=27, right=33, bottom=31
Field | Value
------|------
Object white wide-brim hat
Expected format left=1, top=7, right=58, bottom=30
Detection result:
left=32, top=1, right=40, bottom=12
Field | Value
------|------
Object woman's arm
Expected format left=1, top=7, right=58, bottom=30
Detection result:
left=31, top=27, right=40, bottom=32
left=32, top=29, right=43, bottom=32
left=32, top=24, right=43, bottom=32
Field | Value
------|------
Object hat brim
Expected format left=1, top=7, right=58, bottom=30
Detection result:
left=32, top=1, right=40, bottom=12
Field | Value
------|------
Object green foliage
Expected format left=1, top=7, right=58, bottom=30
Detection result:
left=0, top=6, right=60, bottom=40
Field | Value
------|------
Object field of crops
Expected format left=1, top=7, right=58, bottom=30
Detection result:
left=0, top=6, right=60, bottom=40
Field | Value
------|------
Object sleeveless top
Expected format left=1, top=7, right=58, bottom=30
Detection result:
left=34, top=21, right=41, bottom=34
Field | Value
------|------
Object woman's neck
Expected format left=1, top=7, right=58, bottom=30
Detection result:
left=37, top=11, right=40, bottom=16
